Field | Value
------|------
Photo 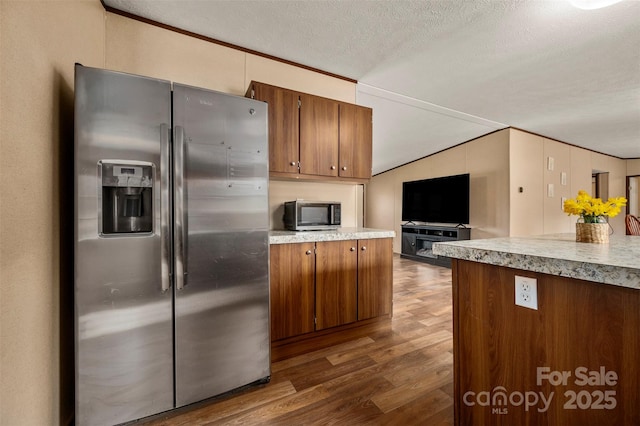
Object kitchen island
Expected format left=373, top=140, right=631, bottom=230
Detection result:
left=433, top=234, right=640, bottom=426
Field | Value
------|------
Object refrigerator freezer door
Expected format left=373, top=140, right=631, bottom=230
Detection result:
left=74, top=65, right=174, bottom=425
left=172, top=84, right=270, bottom=407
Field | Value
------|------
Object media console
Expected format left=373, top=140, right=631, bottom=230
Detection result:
left=401, top=224, right=470, bottom=267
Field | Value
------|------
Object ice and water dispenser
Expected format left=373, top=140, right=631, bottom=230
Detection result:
left=100, top=161, right=153, bottom=235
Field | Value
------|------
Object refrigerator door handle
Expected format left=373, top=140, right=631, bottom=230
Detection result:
left=160, top=123, right=172, bottom=293
left=174, top=125, right=187, bottom=291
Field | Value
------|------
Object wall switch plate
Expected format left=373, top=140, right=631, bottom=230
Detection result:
left=515, top=276, right=538, bottom=310
left=561, top=172, right=567, bottom=186
left=547, top=157, right=554, bottom=171
left=547, top=183, right=554, bottom=197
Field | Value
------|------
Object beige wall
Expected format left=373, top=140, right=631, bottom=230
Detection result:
left=0, top=1, right=106, bottom=425
left=569, top=147, right=593, bottom=209
left=105, top=13, right=246, bottom=95
left=542, top=139, right=573, bottom=233
left=509, top=129, right=604, bottom=236
left=509, top=130, right=582, bottom=235
left=509, top=130, right=544, bottom=236
left=508, top=129, right=626, bottom=236
left=366, top=129, right=511, bottom=253
left=628, top=159, right=640, bottom=176
left=466, top=131, right=511, bottom=239
left=269, top=181, right=363, bottom=229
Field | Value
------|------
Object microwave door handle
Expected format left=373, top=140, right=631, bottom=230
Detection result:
left=160, top=123, right=171, bottom=293
left=174, top=125, right=187, bottom=291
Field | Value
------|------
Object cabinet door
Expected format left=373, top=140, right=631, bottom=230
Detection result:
left=315, top=240, right=357, bottom=330
left=339, top=103, right=372, bottom=179
left=252, top=83, right=300, bottom=174
left=358, top=238, right=393, bottom=320
left=401, top=232, right=417, bottom=256
left=299, top=94, right=339, bottom=177
left=269, top=242, right=316, bottom=341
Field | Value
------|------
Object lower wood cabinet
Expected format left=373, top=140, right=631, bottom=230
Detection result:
left=357, top=238, right=393, bottom=320
left=269, top=238, right=392, bottom=342
left=315, top=240, right=358, bottom=330
left=269, top=242, right=315, bottom=341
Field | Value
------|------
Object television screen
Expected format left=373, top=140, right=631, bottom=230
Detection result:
left=402, top=174, right=470, bottom=224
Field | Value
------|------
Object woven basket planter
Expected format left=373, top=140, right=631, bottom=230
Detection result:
left=576, top=222, right=609, bottom=244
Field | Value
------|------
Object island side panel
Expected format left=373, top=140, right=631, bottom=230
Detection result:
left=452, top=259, right=640, bottom=426
left=451, top=259, right=461, bottom=426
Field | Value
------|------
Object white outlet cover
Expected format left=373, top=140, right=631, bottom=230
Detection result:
left=515, top=275, right=538, bottom=310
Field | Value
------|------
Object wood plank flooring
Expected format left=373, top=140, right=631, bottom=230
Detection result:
left=142, top=255, right=454, bottom=425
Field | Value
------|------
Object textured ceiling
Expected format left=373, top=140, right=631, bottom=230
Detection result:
left=104, top=0, right=640, bottom=174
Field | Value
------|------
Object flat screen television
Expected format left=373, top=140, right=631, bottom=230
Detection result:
left=402, top=173, right=470, bottom=224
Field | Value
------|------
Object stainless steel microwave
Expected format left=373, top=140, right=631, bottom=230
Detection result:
left=283, top=201, right=341, bottom=231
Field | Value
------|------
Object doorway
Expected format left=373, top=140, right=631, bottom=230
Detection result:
left=627, top=175, right=639, bottom=217
left=592, top=172, right=609, bottom=199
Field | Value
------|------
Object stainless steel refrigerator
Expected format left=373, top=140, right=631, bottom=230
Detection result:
left=74, top=65, right=270, bottom=425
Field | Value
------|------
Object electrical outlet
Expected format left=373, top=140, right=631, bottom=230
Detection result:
left=515, top=276, right=538, bottom=310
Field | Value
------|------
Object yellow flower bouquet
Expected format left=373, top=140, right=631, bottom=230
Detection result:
left=563, top=190, right=627, bottom=223
left=563, top=190, right=627, bottom=243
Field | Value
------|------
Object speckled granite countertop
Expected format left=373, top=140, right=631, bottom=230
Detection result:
left=269, top=227, right=395, bottom=245
left=433, top=234, right=640, bottom=289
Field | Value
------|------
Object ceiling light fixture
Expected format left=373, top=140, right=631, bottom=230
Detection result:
left=568, top=0, right=624, bottom=10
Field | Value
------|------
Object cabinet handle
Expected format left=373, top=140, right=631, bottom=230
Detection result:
left=361, top=246, right=367, bottom=251
left=290, top=161, right=297, bottom=166
left=305, top=250, right=312, bottom=255
left=342, top=166, right=347, bottom=171
left=330, top=165, right=336, bottom=170
left=350, top=247, right=356, bottom=252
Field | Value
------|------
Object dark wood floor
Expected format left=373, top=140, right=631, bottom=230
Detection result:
left=144, top=255, right=454, bottom=425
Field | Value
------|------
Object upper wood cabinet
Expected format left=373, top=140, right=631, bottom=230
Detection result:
left=246, top=81, right=372, bottom=182
left=299, top=94, right=339, bottom=177
left=251, top=83, right=299, bottom=174
left=339, top=102, right=373, bottom=180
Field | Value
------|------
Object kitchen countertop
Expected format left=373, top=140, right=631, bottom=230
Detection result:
left=269, top=227, right=395, bottom=245
left=433, top=233, right=640, bottom=290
